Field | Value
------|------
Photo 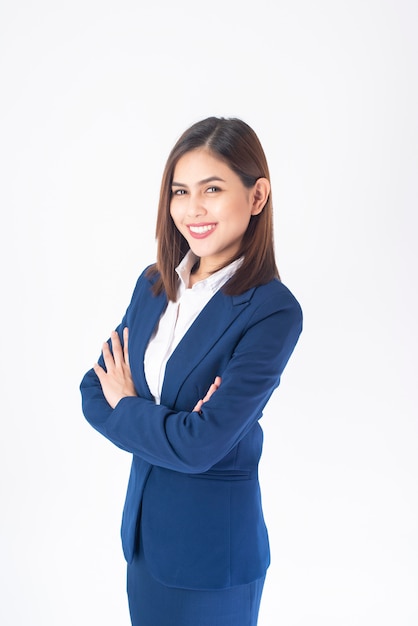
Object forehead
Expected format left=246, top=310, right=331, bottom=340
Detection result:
left=173, top=148, right=234, bottom=181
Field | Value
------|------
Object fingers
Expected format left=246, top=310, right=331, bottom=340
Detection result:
left=101, top=340, right=114, bottom=372
left=97, top=329, right=130, bottom=375
left=202, top=376, right=222, bottom=402
left=93, top=362, right=105, bottom=382
left=110, top=330, right=123, bottom=367
left=201, top=384, right=216, bottom=403
left=193, top=399, right=204, bottom=413
left=94, top=329, right=136, bottom=408
left=194, top=376, right=222, bottom=412
left=123, top=327, right=130, bottom=368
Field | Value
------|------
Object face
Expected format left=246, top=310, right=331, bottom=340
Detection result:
left=170, top=148, right=265, bottom=273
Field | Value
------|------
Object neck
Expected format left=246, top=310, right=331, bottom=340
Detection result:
left=189, top=262, right=211, bottom=286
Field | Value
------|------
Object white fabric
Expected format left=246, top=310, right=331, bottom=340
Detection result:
left=144, top=251, right=242, bottom=404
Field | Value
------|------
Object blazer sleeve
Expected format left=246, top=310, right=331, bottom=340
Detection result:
left=80, top=282, right=302, bottom=472
left=79, top=268, right=151, bottom=454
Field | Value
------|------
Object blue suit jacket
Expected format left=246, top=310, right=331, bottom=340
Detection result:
left=80, top=267, right=302, bottom=590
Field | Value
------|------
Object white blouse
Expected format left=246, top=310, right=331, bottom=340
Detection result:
left=144, top=251, right=242, bottom=404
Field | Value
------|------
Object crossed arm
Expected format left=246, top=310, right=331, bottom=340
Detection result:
left=93, top=327, right=221, bottom=412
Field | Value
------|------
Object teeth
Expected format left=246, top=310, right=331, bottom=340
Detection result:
left=189, top=224, right=216, bottom=234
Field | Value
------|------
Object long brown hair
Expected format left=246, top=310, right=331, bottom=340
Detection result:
left=148, top=117, right=279, bottom=301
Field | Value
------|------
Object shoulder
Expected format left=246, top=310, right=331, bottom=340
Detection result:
left=128, top=264, right=163, bottom=304
left=133, top=264, right=159, bottom=288
left=231, top=279, right=303, bottom=341
left=247, top=278, right=302, bottom=319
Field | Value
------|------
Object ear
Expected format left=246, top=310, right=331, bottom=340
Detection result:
left=251, top=178, right=270, bottom=215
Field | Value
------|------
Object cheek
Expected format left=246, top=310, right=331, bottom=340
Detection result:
left=169, top=204, right=179, bottom=224
left=229, top=204, right=252, bottom=229
left=170, top=206, right=186, bottom=234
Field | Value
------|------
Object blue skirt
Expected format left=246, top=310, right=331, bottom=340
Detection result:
left=127, top=529, right=265, bottom=626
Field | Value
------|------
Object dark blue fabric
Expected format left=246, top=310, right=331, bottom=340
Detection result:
left=81, top=267, right=302, bottom=589
left=127, top=529, right=265, bottom=626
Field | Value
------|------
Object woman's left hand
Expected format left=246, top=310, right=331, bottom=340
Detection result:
left=94, top=327, right=138, bottom=409
left=193, top=376, right=222, bottom=413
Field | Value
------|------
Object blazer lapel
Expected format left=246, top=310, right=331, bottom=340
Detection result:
left=160, top=288, right=255, bottom=408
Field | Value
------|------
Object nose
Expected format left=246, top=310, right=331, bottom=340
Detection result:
left=186, top=192, right=207, bottom=218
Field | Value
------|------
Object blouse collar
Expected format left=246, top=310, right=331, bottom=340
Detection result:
left=175, top=251, right=243, bottom=296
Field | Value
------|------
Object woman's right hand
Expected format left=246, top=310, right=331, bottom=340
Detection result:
left=193, top=376, right=222, bottom=413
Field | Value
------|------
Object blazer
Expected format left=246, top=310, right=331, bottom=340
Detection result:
left=80, top=267, right=302, bottom=590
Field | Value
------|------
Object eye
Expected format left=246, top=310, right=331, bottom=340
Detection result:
left=206, top=186, right=220, bottom=193
left=171, top=188, right=187, bottom=196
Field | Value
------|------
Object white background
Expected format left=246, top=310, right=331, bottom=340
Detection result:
left=1, top=1, right=417, bottom=624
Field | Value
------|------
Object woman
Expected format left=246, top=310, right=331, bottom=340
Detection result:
left=80, top=116, right=302, bottom=626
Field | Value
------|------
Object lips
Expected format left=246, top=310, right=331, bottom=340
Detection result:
left=187, top=223, right=217, bottom=238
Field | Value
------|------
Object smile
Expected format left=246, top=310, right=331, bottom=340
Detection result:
left=188, top=224, right=217, bottom=238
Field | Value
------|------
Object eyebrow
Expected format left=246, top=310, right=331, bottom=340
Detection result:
left=171, top=176, right=226, bottom=187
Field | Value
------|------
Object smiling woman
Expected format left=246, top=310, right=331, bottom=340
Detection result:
left=151, top=117, right=279, bottom=301
left=169, top=149, right=270, bottom=284
left=80, top=116, right=303, bottom=626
